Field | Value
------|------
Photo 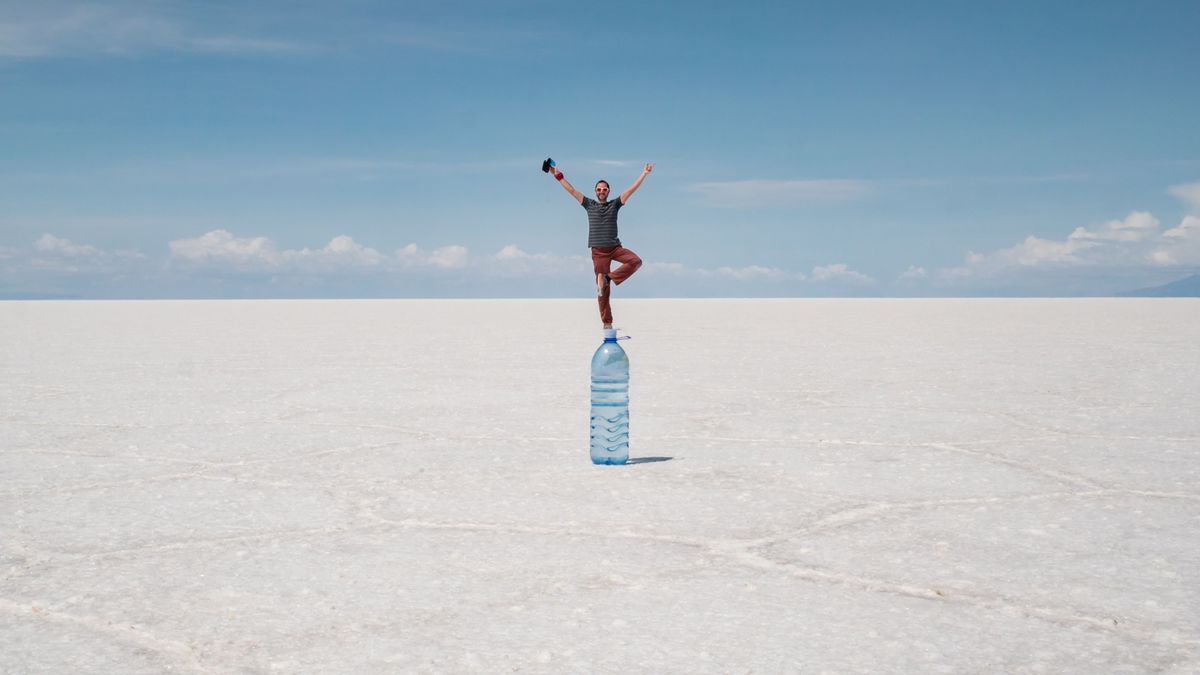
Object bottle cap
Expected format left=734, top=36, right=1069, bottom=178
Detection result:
left=603, top=328, right=618, bottom=340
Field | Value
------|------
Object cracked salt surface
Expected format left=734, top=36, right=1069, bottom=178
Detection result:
left=2, top=298, right=1198, bottom=673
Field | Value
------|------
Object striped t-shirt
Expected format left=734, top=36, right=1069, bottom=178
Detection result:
left=581, top=197, right=623, bottom=248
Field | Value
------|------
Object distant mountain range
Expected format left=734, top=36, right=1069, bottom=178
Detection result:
left=1118, top=274, right=1200, bottom=297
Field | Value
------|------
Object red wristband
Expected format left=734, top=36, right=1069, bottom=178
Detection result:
left=554, top=170, right=564, bottom=181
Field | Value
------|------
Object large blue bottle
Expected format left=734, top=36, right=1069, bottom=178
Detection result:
left=590, top=328, right=629, bottom=465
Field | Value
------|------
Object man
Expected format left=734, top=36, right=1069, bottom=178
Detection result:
left=546, top=159, right=653, bottom=329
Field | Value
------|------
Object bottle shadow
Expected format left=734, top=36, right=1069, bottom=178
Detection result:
left=626, top=456, right=674, bottom=465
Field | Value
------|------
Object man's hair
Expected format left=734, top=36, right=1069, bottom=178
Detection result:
left=595, top=180, right=610, bottom=190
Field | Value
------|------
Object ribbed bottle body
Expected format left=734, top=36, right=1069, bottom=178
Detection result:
left=590, top=340, right=629, bottom=464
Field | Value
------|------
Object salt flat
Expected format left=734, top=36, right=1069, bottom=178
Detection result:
left=2, top=298, right=1198, bottom=673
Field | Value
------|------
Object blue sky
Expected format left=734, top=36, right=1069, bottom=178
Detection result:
left=2, top=0, right=1199, bottom=298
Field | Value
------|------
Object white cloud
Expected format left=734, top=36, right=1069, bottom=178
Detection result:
left=1150, top=216, right=1200, bottom=266
left=963, top=212, right=1163, bottom=272
left=280, top=235, right=387, bottom=270
left=7, top=233, right=146, bottom=277
left=170, top=230, right=387, bottom=273
left=811, top=263, right=874, bottom=284
left=14, top=228, right=885, bottom=296
left=984, top=235, right=1089, bottom=267
left=325, top=234, right=378, bottom=258
left=898, top=265, right=927, bottom=280
left=647, top=259, right=885, bottom=284
left=643, top=260, right=874, bottom=285
left=1067, top=211, right=1159, bottom=244
left=396, top=243, right=470, bottom=269
left=494, top=244, right=527, bottom=261
left=941, top=210, right=1200, bottom=281
left=1168, top=181, right=1200, bottom=213
left=686, top=179, right=872, bottom=207
left=429, top=245, right=469, bottom=269
left=393, top=243, right=420, bottom=261
left=487, top=245, right=590, bottom=277
left=170, top=230, right=279, bottom=267
left=715, top=265, right=793, bottom=281
left=34, top=233, right=102, bottom=257
left=1163, top=215, right=1200, bottom=239
left=937, top=266, right=973, bottom=282
left=642, top=261, right=689, bottom=276
left=642, top=260, right=801, bottom=282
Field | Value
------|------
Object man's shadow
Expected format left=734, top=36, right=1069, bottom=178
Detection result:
left=626, top=456, right=673, bottom=465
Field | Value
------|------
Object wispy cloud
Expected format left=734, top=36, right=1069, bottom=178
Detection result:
left=686, top=179, right=873, bottom=207
left=234, top=156, right=530, bottom=180
left=233, top=158, right=426, bottom=180
left=588, top=160, right=638, bottom=168
left=0, top=4, right=551, bottom=61
left=684, top=173, right=1093, bottom=209
left=5, top=156, right=532, bottom=184
left=0, top=4, right=306, bottom=59
left=1168, top=181, right=1200, bottom=213
left=374, top=22, right=546, bottom=54
left=946, top=173, right=1091, bottom=186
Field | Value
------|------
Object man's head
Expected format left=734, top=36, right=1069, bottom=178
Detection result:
left=595, top=180, right=610, bottom=202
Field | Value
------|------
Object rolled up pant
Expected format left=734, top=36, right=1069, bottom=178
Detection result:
left=591, top=245, right=642, bottom=326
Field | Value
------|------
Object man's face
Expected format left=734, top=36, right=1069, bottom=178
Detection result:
left=595, top=182, right=610, bottom=201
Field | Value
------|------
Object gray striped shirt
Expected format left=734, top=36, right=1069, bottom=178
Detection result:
left=582, top=197, right=623, bottom=248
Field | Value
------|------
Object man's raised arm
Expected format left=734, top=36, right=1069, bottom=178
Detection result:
left=549, top=163, right=585, bottom=204
left=620, top=162, right=654, bottom=204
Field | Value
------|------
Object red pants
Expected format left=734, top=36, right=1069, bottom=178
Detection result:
left=591, top=245, right=642, bottom=325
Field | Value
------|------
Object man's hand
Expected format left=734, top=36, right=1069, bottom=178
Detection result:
left=621, top=162, right=654, bottom=204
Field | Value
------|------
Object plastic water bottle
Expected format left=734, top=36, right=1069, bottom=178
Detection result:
left=590, top=328, right=629, bottom=465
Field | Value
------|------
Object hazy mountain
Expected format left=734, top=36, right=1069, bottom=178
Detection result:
left=1118, top=274, right=1200, bottom=297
